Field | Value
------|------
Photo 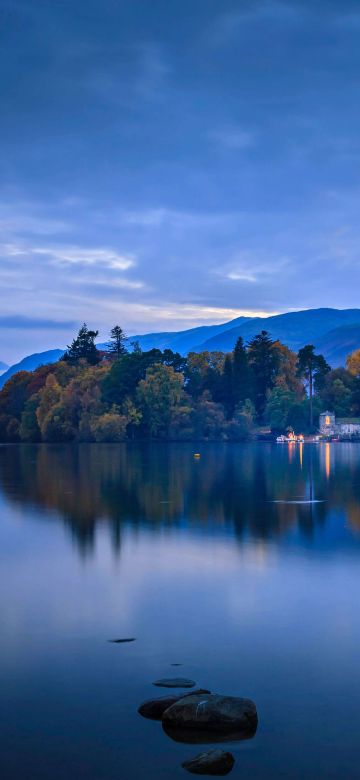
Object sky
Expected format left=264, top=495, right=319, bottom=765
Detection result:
left=2, top=0, right=360, bottom=362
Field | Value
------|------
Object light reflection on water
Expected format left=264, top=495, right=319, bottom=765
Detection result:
left=1, top=442, right=360, bottom=779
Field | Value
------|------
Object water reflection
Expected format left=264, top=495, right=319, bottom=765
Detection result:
left=2, top=443, right=360, bottom=779
left=1, top=442, right=360, bottom=554
left=162, top=723, right=258, bottom=745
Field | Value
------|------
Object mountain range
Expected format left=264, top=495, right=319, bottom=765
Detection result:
left=1, top=307, right=360, bottom=389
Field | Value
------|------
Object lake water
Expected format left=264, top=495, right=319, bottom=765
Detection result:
left=1, top=442, right=360, bottom=779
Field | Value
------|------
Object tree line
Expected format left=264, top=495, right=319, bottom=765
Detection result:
left=1, top=323, right=360, bottom=443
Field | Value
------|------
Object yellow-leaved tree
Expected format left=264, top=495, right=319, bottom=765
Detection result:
left=346, top=349, right=360, bottom=378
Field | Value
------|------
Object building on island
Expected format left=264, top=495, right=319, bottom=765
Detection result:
left=319, top=411, right=360, bottom=438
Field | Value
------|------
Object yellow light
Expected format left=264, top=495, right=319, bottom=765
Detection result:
left=194, top=453, right=201, bottom=459
left=325, top=442, right=331, bottom=480
left=325, top=415, right=331, bottom=426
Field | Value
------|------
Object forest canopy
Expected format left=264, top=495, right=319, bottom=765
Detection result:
left=1, top=324, right=360, bottom=443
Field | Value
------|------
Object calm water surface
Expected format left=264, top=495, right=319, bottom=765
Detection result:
left=1, top=442, right=360, bottom=779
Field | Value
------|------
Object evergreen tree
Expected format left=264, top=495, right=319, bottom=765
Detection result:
left=108, top=325, right=128, bottom=359
left=233, top=336, right=252, bottom=407
left=222, top=354, right=234, bottom=418
left=247, top=331, right=279, bottom=419
left=297, top=345, right=330, bottom=428
left=63, top=323, right=100, bottom=365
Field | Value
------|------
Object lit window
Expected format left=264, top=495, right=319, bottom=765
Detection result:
left=325, top=415, right=331, bottom=426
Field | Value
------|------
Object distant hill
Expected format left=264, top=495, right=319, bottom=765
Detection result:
left=2, top=308, right=360, bottom=389
left=132, top=317, right=251, bottom=354
left=191, top=309, right=360, bottom=355
left=0, top=361, right=8, bottom=375
left=0, top=349, right=64, bottom=389
left=134, top=308, right=360, bottom=365
left=315, top=323, right=360, bottom=367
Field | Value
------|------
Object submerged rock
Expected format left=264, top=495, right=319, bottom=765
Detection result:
left=182, top=749, right=235, bottom=775
left=153, top=677, right=196, bottom=688
left=162, top=693, right=257, bottom=733
left=138, top=690, right=211, bottom=720
left=108, top=638, right=136, bottom=643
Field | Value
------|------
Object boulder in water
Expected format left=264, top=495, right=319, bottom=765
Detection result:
left=138, top=690, right=211, bottom=720
left=153, top=677, right=196, bottom=688
left=162, top=693, right=257, bottom=733
left=182, top=749, right=235, bottom=775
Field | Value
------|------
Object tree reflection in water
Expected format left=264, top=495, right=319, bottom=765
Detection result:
left=1, top=442, right=360, bottom=555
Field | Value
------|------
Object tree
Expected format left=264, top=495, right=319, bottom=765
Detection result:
left=102, top=349, right=162, bottom=407
left=63, top=323, right=100, bottom=365
left=248, top=331, right=280, bottom=420
left=297, top=345, right=330, bottom=428
left=91, top=412, right=127, bottom=442
left=130, top=340, right=142, bottom=354
left=347, top=349, right=360, bottom=378
left=0, top=371, right=31, bottom=419
left=227, top=399, right=255, bottom=441
left=319, top=368, right=355, bottom=417
left=20, top=394, right=41, bottom=442
left=273, top=342, right=303, bottom=395
left=222, top=354, right=234, bottom=417
left=185, top=351, right=224, bottom=399
left=107, top=325, right=128, bottom=359
left=36, top=374, right=62, bottom=436
left=265, top=386, right=297, bottom=432
left=233, top=337, right=252, bottom=407
left=137, top=364, right=185, bottom=437
left=192, top=391, right=227, bottom=439
left=161, top=349, right=187, bottom=373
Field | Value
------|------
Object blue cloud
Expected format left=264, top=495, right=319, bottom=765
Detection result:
left=1, top=0, right=360, bottom=362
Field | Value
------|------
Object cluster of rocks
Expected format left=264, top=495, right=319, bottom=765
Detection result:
left=138, top=677, right=258, bottom=775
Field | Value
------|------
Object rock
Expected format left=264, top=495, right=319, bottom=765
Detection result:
left=153, top=677, right=196, bottom=688
left=163, top=723, right=255, bottom=745
left=182, top=750, right=235, bottom=775
left=138, top=690, right=211, bottom=720
left=162, top=693, right=257, bottom=733
left=108, top=638, right=136, bottom=643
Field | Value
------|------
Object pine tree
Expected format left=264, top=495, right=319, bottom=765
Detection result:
left=297, top=345, right=330, bottom=428
left=108, top=325, right=128, bottom=359
left=233, top=336, right=252, bottom=407
left=63, top=323, right=100, bottom=365
left=222, top=354, right=234, bottom=418
left=248, top=330, right=279, bottom=420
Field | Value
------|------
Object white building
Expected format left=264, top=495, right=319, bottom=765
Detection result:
left=319, top=411, right=360, bottom=438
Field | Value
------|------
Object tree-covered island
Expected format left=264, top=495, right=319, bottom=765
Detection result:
left=1, top=323, right=360, bottom=443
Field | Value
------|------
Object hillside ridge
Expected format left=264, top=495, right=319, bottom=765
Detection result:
left=2, top=308, right=360, bottom=388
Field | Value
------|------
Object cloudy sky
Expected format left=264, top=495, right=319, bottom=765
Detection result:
left=1, top=0, right=360, bottom=362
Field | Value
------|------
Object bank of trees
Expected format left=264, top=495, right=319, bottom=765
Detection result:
left=1, top=323, right=360, bottom=443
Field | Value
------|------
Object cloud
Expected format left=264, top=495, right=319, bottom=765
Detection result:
left=227, top=271, right=257, bottom=282
left=120, top=303, right=279, bottom=330
left=0, top=204, right=69, bottom=236
left=32, top=245, right=134, bottom=271
left=117, top=208, right=241, bottom=231
left=220, top=252, right=291, bottom=286
left=206, top=2, right=303, bottom=47
left=210, top=127, right=256, bottom=150
left=0, top=316, right=76, bottom=330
